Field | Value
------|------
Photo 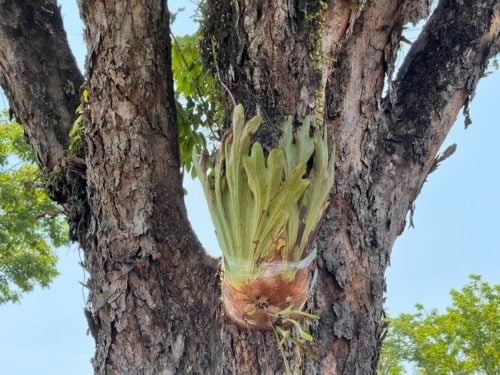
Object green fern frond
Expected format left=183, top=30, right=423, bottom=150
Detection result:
left=195, top=105, right=334, bottom=286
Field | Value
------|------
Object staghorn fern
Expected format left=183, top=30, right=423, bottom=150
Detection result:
left=195, top=105, right=334, bottom=286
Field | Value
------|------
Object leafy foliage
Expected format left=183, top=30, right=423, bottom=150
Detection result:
left=195, top=105, right=334, bottom=285
left=67, top=89, right=89, bottom=158
left=270, top=305, right=320, bottom=375
left=492, top=57, right=499, bottom=70
left=378, top=275, right=500, bottom=374
left=171, top=33, right=224, bottom=178
left=0, top=30, right=220, bottom=302
left=0, top=112, right=69, bottom=303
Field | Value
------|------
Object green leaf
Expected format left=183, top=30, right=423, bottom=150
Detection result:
left=195, top=105, right=335, bottom=285
left=171, top=32, right=225, bottom=177
left=0, top=112, right=69, bottom=304
left=378, top=276, right=500, bottom=375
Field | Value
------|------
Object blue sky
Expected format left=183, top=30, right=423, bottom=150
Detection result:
left=0, top=2, right=498, bottom=374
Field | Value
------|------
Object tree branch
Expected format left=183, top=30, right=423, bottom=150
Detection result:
left=325, top=0, right=431, bottom=161
left=378, top=0, right=500, bottom=232
left=320, top=0, right=432, bottom=256
left=0, top=0, right=83, bottom=170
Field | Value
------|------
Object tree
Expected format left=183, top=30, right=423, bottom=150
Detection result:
left=0, top=0, right=499, bottom=373
left=0, top=112, right=68, bottom=303
left=378, top=276, right=500, bottom=375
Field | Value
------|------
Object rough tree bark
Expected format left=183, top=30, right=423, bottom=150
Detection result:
left=0, top=0, right=499, bottom=374
left=0, top=0, right=83, bottom=170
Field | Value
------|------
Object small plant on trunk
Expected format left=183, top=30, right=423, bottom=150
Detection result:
left=195, top=104, right=334, bottom=363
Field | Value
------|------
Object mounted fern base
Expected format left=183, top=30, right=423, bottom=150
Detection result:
left=195, top=105, right=334, bottom=331
left=221, top=265, right=311, bottom=330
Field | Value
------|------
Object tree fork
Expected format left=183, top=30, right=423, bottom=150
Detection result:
left=0, top=0, right=499, bottom=374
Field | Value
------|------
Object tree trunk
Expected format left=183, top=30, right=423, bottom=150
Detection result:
left=1, top=0, right=499, bottom=374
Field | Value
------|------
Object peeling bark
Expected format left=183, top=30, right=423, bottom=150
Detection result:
left=78, top=1, right=219, bottom=373
left=1, top=0, right=499, bottom=374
